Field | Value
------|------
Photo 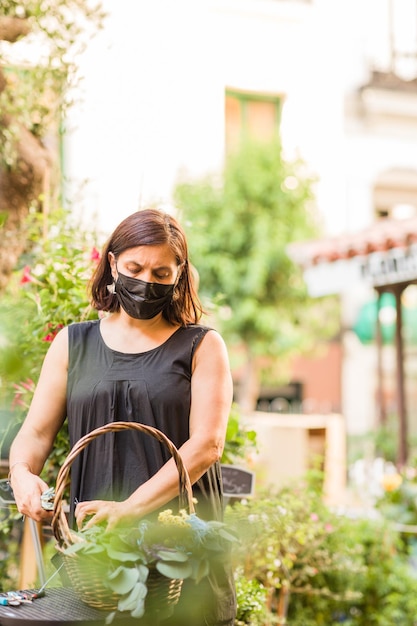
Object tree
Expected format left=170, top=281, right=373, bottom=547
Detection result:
left=0, top=0, right=105, bottom=289
left=175, top=141, right=337, bottom=412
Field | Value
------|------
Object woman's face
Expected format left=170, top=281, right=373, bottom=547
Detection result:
left=109, top=243, right=180, bottom=285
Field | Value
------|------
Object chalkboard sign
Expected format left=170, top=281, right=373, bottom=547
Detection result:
left=220, top=465, right=255, bottom=498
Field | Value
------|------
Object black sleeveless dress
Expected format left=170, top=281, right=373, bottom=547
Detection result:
left=66, top=320, right=236, bottom=625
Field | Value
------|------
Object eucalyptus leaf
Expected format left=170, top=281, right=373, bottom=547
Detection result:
left=156, top=559, right=193, bottom=580
left=105, top=611, right=117, bottom=625
left=131, top=602, right=146, bottom=619
left=191, top=557, right=210, bottom=584
left=117, top=581, right=147, bottom=612
left=106, top=546, right=140, bottom=562
left=136, top=563, right=149, bottom=582
left=201, top=535, right=223, bottom=551
left=156, top=549, right=189, bottom=562
left=107, top=566, right=139, bottom=594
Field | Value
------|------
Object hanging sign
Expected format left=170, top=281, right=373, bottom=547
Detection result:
left=303, top=245, right=417, bottom=296
left=359, top=244, right=417, bottom=287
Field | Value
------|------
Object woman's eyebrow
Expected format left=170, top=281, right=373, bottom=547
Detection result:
left=126, top=262, right=172, bottom=272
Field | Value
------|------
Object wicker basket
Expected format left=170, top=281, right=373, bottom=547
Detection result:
left=51, top=421, right=195, bottom=614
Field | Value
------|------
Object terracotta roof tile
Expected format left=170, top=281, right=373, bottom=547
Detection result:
left=288, top=216, right=417, bottom=266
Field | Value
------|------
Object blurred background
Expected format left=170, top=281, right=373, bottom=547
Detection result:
left=3, top=0, right=417, bottom=503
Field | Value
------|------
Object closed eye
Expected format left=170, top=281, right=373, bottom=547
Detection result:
left=154, top=271, right=172, bottom=280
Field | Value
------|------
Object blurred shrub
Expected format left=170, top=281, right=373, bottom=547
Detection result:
left=227, top=476, right=417, bottom=625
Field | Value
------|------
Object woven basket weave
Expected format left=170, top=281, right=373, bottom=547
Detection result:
left=51, top=421, right=195, bottom=613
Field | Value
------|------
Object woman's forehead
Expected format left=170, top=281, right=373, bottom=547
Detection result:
left=118, top=244, right=178, bottom=265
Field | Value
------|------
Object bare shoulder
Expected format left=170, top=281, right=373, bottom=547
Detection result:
left=202, top=328, right=227, bottom=350
left=193, top=328, right=229, bottom=365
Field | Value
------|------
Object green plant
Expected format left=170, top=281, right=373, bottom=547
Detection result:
left=0, top=207, right=101, bottom=473
left=221, top=403, right=257, bottom=466
left=226, top=475, right=417, bottom=626
left=234, top=568, right=270, bottom=626
left=226, top=484, right=364, bottom=624
left=365, top=521, right=417, bottom=625
left=62, top=508, right=238, bottom=622
left=0, top=508, right=22, bottom=591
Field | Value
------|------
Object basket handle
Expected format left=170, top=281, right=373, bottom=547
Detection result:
left=51, top=421, right=195, bottom=546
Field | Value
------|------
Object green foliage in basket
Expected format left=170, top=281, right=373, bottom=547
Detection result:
left=62, top=508, right=238, bottom=621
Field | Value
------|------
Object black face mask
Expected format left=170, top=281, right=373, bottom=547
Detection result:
left=115, top=271, right=175, bottom=320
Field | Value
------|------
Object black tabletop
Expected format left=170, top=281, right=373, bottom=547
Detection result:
left=0, top=588, right=106, bottom=626
left=0, top=587, right=143, bottom=626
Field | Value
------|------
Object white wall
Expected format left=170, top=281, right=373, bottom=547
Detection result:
left=65, top=0, right=225, bottom=233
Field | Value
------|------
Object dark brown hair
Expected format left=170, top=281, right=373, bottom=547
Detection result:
left=90, top=209, right=203, bottom=325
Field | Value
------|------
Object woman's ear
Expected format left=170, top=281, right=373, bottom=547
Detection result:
left=108, top=252, right=118, bottom=281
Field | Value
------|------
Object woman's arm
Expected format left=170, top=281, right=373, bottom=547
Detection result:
left=9, top=327, right=69, bottom=522
left=75, top=329, right=233, bottom=528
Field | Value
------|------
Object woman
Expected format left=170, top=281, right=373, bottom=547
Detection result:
left=9, top=208, right=236, bottom=625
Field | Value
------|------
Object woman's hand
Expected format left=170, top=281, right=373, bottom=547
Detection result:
left=10, top=468, right=52, bottom=523
left=75, top=499, right=130, bottom=530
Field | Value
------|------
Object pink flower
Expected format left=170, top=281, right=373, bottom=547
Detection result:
left=90, top=247, right=101, bottom=262
left=20, top=379, right=35, bottom=391
left=12, top=392, right=25, bottom=407
left=325, top=523, right=333, bottom=533
left=310, top=513, right=319, bottom=522
left=42, top=323, right=64, bottom=342
left=20, top=265, right=33, bottom=284
left=11, top=379, right=35, bottom=407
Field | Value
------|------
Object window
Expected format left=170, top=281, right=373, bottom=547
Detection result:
left=225, top=89, right=283, bottom=153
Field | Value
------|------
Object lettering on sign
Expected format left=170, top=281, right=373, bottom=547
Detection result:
left=360, top=245, right=417, bottom=287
